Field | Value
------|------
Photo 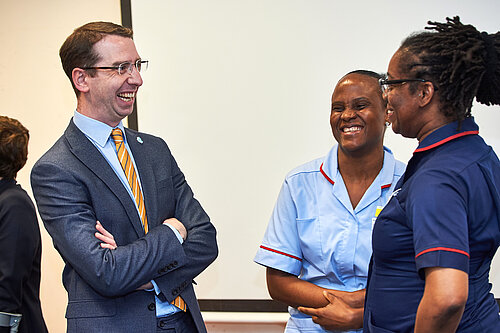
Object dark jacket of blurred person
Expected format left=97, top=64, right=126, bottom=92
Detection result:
left=0, top=116, right=47, bottom=333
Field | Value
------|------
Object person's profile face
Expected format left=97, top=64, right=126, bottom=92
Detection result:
left=330, top=74, right=386, bottom=156
left=385, top=50, right=421, bottom=138
left=84, top=35, right=143, bottom=127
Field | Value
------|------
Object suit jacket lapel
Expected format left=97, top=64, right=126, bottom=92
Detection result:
left=64, top=120, right=145, bottom=237
left=125, top=129, right=159, bottom=230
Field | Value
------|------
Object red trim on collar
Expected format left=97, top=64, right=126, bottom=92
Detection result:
left=260, top=245, right=302, bottom=261
left=415, top=247, right=470, bottom=259
left=414, top=130, right=479, bottom=154
left=320, top=163, right=335, bottom=185
left=321, top=163, right=391, bottom=189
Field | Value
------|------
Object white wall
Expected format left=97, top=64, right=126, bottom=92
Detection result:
left=131, top=0, right=500, bottom=304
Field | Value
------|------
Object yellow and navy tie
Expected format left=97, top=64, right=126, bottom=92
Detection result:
left=111, top=128, right=186, bottom=312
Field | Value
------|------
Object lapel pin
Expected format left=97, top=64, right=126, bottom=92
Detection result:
left=137, top=136, right=143, bottom=144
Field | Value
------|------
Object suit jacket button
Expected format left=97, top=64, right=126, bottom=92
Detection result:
left=172, top=289, right=178, bottom=296
left=173, top=261, right=178, bottom=266
left=148, top=302, right=155, bottom=311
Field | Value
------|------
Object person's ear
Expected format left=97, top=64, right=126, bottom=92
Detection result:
left=417, top=81, right=435, bottom=107
left=72, top=68, right=90, bottom=93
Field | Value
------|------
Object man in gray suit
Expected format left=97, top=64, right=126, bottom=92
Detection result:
left=31, top=21, right=218, bottom=332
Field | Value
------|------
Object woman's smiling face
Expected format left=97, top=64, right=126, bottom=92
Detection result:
left=330, top=73, right=387, bottom=156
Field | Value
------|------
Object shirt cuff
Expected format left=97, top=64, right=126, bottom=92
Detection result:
left=165, top=224, right=184, bottom=244
left=150, top=280, right=161, bottom=294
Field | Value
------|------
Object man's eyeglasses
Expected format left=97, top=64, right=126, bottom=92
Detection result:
left=379, top=78, right=436, bottom=92
left=81, top=60, right=149, bottom=75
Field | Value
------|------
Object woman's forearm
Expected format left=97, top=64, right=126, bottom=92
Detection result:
left=266, top=267, right=328, bottom=308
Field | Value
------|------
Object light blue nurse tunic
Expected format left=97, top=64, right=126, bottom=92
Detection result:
left=254, top=144, right=405, bottom=332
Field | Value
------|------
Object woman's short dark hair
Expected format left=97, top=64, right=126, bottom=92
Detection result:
left=397, top=16, right=500, bottom=121
left=0, top=116, right=29, bottom=179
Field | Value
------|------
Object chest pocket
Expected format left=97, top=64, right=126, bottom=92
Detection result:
left=296, top=217, right=324, bottom=271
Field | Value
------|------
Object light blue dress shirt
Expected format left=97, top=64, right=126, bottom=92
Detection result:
left=254, top=144, right=405, bottom=332
left=73, top=110, right=182, bottom=317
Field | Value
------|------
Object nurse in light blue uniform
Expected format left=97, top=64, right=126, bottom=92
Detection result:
left=254, top=70, right=405, bottom=333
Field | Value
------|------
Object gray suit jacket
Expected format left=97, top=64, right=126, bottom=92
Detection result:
left=31, top=120, right=217, bottom=332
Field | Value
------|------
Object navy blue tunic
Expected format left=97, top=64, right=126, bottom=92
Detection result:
left=364, top=117, right=500, bottom=332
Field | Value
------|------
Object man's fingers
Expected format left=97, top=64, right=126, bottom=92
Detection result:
left=96, top=221, right=114, bottom=239
left=100, top=243, right=116, bottom=250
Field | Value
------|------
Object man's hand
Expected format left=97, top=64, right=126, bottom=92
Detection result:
left=136, top=282, right=154, bottom=290
left=163, top=218, right=187, bottom=240
left=297, top=290, right=364, bottom=331
left=95, top=221, right=117, bottom=249
left=94, top=221, right=154, bottom=291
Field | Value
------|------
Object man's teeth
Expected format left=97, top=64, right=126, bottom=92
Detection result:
left=118, top=93, right=135, bottom=101
left=343, top=126, right=362, bottom=133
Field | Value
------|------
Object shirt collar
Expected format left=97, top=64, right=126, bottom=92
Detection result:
left=414, top=117, right=479, bottom=154
left=321, top=144, right=397, bottom=188
left=73, top=110, right=126, bottom=147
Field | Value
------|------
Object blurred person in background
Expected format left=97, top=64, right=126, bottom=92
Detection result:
left=0, top=116, right=47, bottom=333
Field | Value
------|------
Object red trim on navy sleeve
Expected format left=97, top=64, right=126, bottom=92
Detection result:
left=415, top=247, right=470, bottom=258
left=414, top=131, right=478, bottom=153
left=260, top=245, right=302, bottom=261
left=320, top=163, right=335, bottom=185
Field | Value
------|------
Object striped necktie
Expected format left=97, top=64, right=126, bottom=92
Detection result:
left=111, top=128, right=148, bottom=233
left=110, top=128, right=186, bottom=312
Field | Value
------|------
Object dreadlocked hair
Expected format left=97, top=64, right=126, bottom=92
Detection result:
left=398, top=16, right=500, bottom=122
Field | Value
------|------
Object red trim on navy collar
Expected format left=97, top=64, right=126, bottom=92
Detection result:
left=414, top=130, right=479, bottom=154
left=320, top=163, right=335, bottom=185
left=260, top=245, right=302, bottom=261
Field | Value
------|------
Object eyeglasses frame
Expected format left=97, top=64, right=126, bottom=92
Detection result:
left=379, top=78, right=438, bottom=92
left=81, top=59, right=148, bottom=75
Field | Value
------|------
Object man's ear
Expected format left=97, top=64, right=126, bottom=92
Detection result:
left=417, top=81, right=435, bottom=107
left=72, top=68, right=90, bottom=93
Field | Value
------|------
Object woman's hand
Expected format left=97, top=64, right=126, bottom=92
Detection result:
left=298, top=290, right=364, bottom=331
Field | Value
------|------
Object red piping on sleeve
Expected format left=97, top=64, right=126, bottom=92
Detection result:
left=415, top=247, right=470, bottom=258
left=260, top=245, right=302, bottom=261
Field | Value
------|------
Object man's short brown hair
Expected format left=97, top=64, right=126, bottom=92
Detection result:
left=59, top=21, right=133, bottom=95
left=0, top=116, right=29, bottom=179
